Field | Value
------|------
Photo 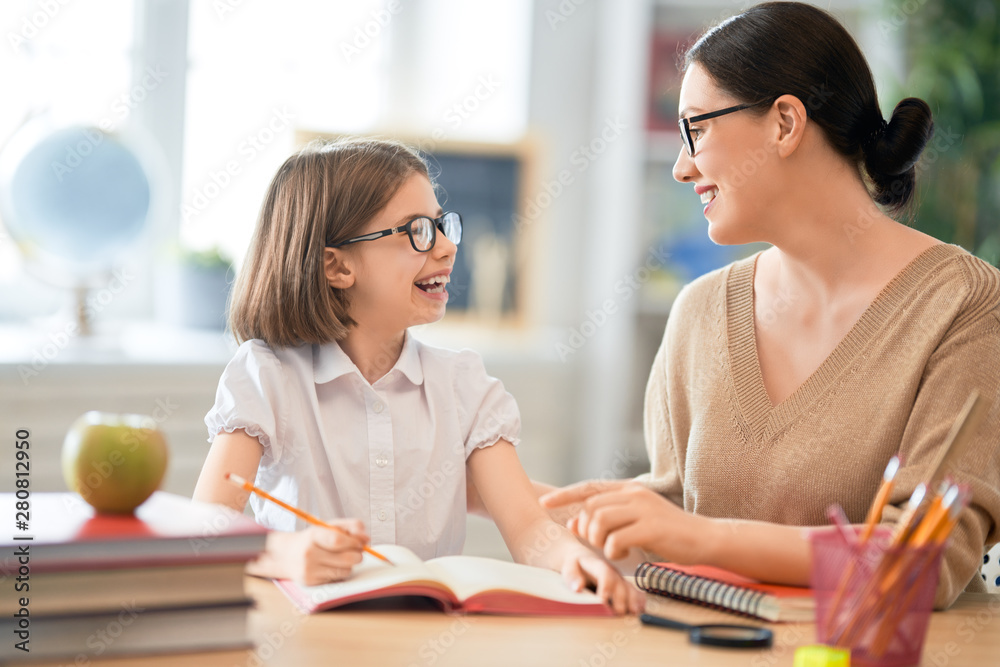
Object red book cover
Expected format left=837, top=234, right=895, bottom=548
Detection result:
left=656, top=563, right=813, bottom=598
left=1, top=492, right=267, bottom=573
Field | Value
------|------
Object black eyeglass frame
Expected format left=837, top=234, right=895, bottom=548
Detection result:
left=678, top=102, right=769, bottom=156
left=326, top=211, right=462, bottom=253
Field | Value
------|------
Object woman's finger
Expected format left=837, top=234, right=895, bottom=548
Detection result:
left=540, top=479, right=622, bottom=508
left=602, top=521, right=649, bottom=561
left=581, top=486, right=647, bottom=512
left=585, top=505, right=639, bottom=549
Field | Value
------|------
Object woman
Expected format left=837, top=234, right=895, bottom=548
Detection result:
left=541, top=1, right=1000, bottom=609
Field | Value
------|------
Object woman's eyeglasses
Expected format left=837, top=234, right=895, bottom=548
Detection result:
left=327, top=212, right=462, bottom=253
left=678, top=102, right=766, bottom=156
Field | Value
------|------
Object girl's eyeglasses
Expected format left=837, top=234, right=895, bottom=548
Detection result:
left=327, top=212, right=462, bottom=253
left=678, top=102, right=767, bottom=156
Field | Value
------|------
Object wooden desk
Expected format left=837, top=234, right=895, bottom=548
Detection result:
left=24, top=580, right=1000, bottom=666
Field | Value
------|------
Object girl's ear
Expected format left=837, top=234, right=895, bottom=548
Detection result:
left=773, top=93, right=808, bottom=158
left=324, top=248, right=356, bottom=289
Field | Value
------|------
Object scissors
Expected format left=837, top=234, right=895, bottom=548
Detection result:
left=640, top=613, right=774, bottom=649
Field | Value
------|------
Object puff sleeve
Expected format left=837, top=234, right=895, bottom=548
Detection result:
left=204, top=340, right=290, bottom=463
left=453, top=349, right=521, bottom=458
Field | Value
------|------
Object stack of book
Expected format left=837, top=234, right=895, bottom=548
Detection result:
left=1, top=492, right=268, bottom=662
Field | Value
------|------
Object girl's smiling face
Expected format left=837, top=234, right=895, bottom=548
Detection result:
left=338, top=172, right=456, bottom=335
left=672, top=63, right=781, bottom=245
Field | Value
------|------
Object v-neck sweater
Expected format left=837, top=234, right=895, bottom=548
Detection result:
left=637, top=243, right=1000, bottom=608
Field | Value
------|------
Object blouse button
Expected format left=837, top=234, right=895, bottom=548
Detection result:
left=375, top=454, right=389, bottom=467
left=373, top=401, right=385, bottom=414
left=378, top=509, right=387, bottom=521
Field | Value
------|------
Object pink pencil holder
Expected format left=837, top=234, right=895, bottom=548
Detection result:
left=810, top=528, right=942, bottom=667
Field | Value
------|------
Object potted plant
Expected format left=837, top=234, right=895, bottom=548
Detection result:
left=157, top=246, right=234, bottom=330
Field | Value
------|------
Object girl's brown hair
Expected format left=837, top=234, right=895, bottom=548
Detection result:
left=229, top=136, right=430, bottom=347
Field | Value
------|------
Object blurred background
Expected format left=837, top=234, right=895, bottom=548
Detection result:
left=1, top=0, right=998, bottom=556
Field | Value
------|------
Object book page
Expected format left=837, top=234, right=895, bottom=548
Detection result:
left=424, top=556, right=604, bottom=605
left=294, top=545, right=450, bottom=608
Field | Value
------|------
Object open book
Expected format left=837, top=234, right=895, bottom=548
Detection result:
left=276, top=545, right=614, bottom=616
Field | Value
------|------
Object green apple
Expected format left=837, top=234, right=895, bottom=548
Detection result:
left=62, top=411, right=169, bottom=514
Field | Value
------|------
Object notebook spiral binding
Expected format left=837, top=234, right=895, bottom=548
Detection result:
left=635, top=562, right=767, bottom=618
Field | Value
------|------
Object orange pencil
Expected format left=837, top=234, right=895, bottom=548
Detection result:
left=869, top=485, right=968, bottom=656
left=861, top=455, right=900, bottom=542
left=823, top=455, right=901, bottom=637
left=225, top=472, right=393, bottom=565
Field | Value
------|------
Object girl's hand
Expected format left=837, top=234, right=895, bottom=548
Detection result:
left=572, top=485, right=708, bottom=563
left=251, top=520, right=370, bottom=586
left=561, top=548, right=645, bottom=615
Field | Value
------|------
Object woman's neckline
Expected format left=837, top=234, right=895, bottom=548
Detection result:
left=726, top=242, right=961, bottom=442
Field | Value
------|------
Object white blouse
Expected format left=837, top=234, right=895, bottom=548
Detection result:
left=204, top=332, right=521, bottom=560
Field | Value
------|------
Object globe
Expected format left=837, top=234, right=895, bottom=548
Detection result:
left=0, top=121, right=154, bottom=333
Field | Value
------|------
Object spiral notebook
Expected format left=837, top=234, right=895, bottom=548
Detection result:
left=634, top=562, right=814, bottom=622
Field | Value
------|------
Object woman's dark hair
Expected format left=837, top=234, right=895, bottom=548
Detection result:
left=683, top=1, right=933, bottom=216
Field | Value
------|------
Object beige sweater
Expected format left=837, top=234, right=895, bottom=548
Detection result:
left=637, top=243, right=1000, bottom=608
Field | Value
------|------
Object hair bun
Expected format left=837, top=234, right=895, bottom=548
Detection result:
left=865, top=98, right=934, bottom=177
left=863, top=98, right=934, bottom=213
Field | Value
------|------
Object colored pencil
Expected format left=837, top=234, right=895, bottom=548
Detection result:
left=225, top=472, right=393, bottom=565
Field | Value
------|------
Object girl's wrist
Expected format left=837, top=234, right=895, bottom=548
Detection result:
left=513, top=518, right=580, bottom=570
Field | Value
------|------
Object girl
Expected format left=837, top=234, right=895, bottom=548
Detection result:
left=193, top=137, right=642, bottom=615
left=542, top=1, right=1000, bottom=610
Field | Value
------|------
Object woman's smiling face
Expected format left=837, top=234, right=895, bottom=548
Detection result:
left=672, top=63, right=781, bottom=245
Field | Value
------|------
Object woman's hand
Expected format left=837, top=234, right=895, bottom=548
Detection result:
left=560, top=545, right=646, bottom=615
left=248, top=519, right=369, bottom=586
left=538, top=478, right=634, bottom=520
left=570, top=484, right=711, bottom=563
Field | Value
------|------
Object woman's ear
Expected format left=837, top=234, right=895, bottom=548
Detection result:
left=324, top=248, right=355, bottom=289
left=773, top=94, right=808, bottom=158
